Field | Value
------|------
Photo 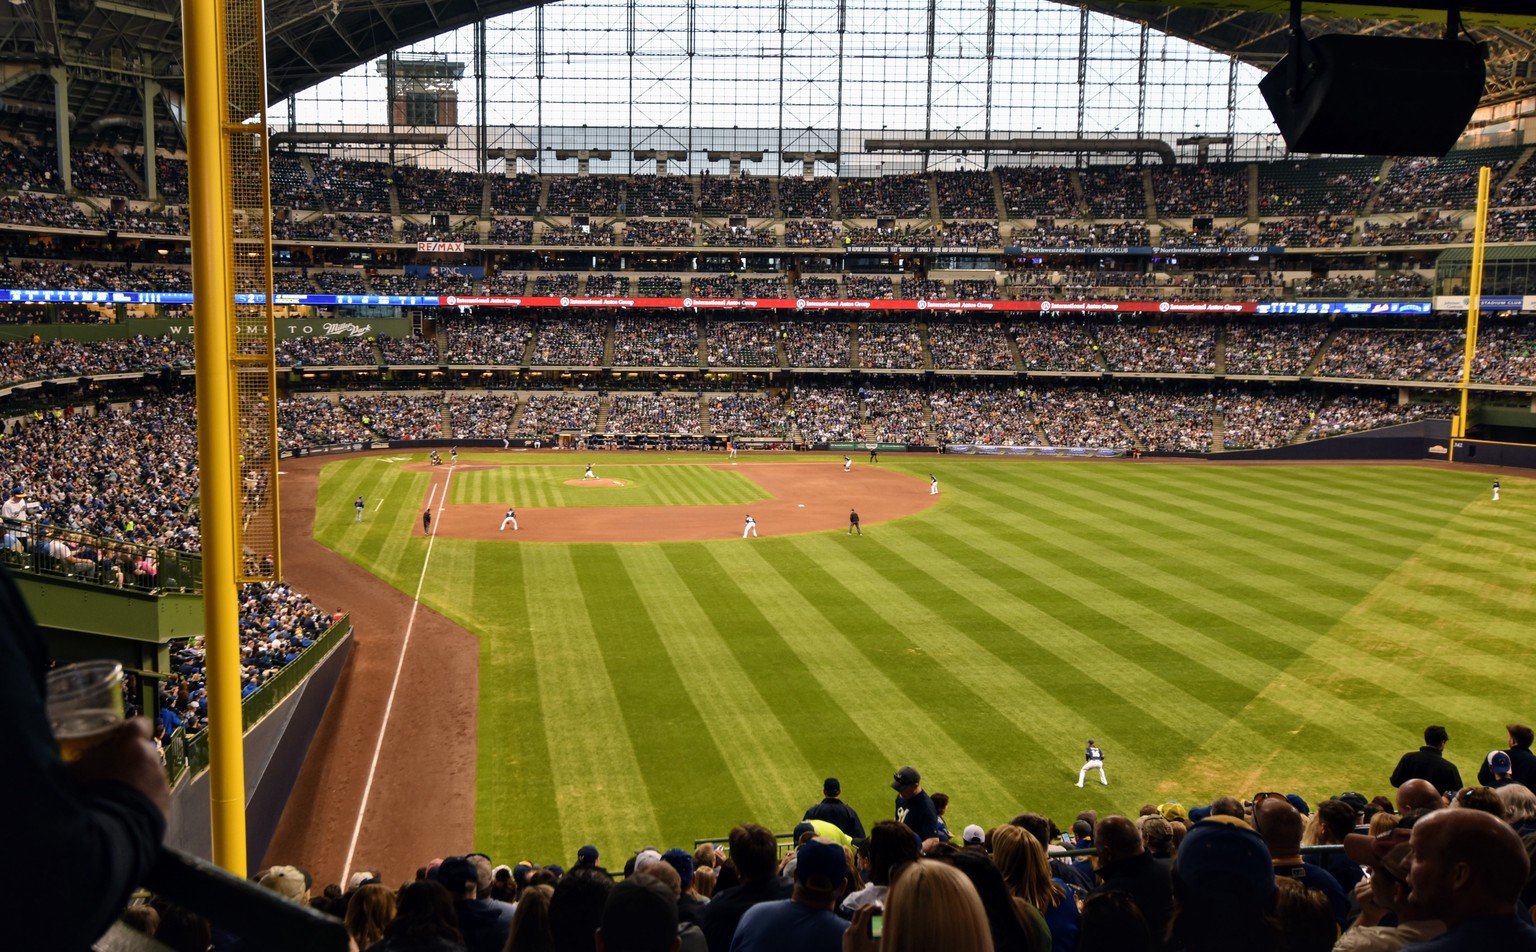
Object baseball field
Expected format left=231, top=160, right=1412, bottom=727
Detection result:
left=300, top=452, right=1533, bottom=873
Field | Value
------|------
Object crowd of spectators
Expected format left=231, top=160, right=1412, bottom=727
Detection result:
left=336, top=392, right=446, bottom=440
left=952, top=279, right=999, bottom=299
left=843, top=276, right=896, bottom=300
left=1257, top=216, right=1355, bottom=248
left=1256, top=158, right=1377, bottom=216
left=796, top=277, right=841, bottom=298
left=1457, top=322, right=1536, bottom=386
left=702, top=223, right=775, bottom=247
left=1315, top=327, right=1465, bottom=380
left=1358, top=216, right=1466, bottom=246
left=906, top=279, right=947, bottom=300
left=1080, top=168, right=1149, bottom=218
left=1159, top=223, right=1248, bottom=248
left=488, top=217, right=534, bottom=244
left=531, top=317, right=607, bottom=365
left=927, top=321, right=1015, bottom=371
left=1011, top=320, right=1102, bottom=372
left=0, top=194, right=93, bottom=228
left=277, top=394, right=374, bottom=446
left=448, top=393, right=519, bottom=439
left=309, top=157, right=393, bottom=213
left=514, top=391, right=601, bottom=436
left=1218, top=390, right=1316, bottom=449
left=485, top=270, right=529, bottom=295
left=690, top=274, right=739, bottom=297
left=1030, top=384, right=1134, bottom=448
left=488, top=173, right=542, bottom=214
left=935, top=170, right=998, bottom=218
left=611, top=315, right=699, bottom=366
left=1373, top=151, right=1519, bottom=213
left=708, top=392, right=789, bottom=438
left=1152, top=164, right=1249, bottom=217
left=779, top=178, right=836, bottom=218
left=1116, top=385, right=1214, bottom=451
left=706, top=321, right=779, bottom=367
left=636, top=275, right=684, bottom=296
left=1304, top=393, right=1447, bottom=437
left=859, top=384, right=929, bottom=443
left=1095, top=322, right=1216, bottom=374
left=605, top=392, right=703, bottom=435
left=857, top=321, right=926, bottom=369
left=624, top=219, right=696, bottom=246
left=393, top=166, right=484, bottom=216
left=1222, top=321, right=1331, bottom=377
left=531, top=273, right=581, bottom=296
left=1485, top=209, right=1536, bottom=243
left=783, top=219, right=841, bottom=248
left=699, top=174, right=775, bottom=216
left=0, top=335, right=190, bottom=386
left=541, top=224, right=615, bottom=246
left=585, top=273, right=631, bottom=296
left=788, top=384, right=862, bottom=441
left=334, top=214, right=394, bottom=243
left=998, top=163, right=1081, bottom=218
left=741, top=276, right=789, bottom=297
left=1293, top=272, right=1431, bottom=299
left=839, top=173, right=932, bottom=217
left=275, top=335, right=377, bottom=367
left=933, top=221, right=1000, bottom=247
left=929, top=384, right=1035, bottom=444
left=445, top=316, right=534, bottom=365
left=627, top=176, right=696, bottom=217
left=546, top=176, right=622, bottom=215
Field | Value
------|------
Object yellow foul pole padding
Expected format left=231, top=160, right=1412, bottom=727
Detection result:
left=183, top=0, right=247, bottom=873
left=1453, top=165, right=1491, bottom=457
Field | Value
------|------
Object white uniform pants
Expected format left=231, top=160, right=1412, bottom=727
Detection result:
left=1077, top=760, right=1107, bottom=786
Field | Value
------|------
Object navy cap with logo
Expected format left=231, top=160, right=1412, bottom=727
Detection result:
left=891, top=766, right=921, bottom=790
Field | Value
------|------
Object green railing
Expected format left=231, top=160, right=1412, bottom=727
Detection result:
left=180, top=613, right=352, bottom=779
left=1, top=520, right=203, bottom=593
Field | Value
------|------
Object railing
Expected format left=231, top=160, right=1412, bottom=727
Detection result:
left=0, top=519, right=203, bottom=593
left=180, top=613, right=352, bottom=779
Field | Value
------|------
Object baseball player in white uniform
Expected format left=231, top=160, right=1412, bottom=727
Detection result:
left=742, top=514, right=758, bottom=538
left=500, top=507, right=519, bottom=531
left=843, top=455, right=852, bottom=473
left=584, top=464, right=595, bottom=479
left=929, top=474, right=939, bottom=495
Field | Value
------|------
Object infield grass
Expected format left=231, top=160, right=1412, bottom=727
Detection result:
left=314, top=454, right=1535, bottom=863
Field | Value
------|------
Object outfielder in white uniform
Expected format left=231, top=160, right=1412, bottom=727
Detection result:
left=1076, top=740, right=1107, bottom=787
left=500, top=507, right=519, bottom=531
left=742, top=514, right=758, bottom=538
left=1493, top=479, right=1500, bottom=501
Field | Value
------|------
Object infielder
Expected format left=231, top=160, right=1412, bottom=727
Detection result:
left=742, top=514, right=758, bottom=538
left=1076, top=739, right=1107, bottom=787
left=500, top=507, right=519, bottom=531
left=929, top=474, right=939, bottom=496
left=843, top=455, right=852, bottom=473
left=355, top=495, right=365, bottom=522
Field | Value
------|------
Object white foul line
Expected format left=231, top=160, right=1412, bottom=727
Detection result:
left=339, top=466, right=451, bottom=884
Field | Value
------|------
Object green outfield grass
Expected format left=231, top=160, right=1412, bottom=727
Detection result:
left=314, top=453, right=1535, bottom=864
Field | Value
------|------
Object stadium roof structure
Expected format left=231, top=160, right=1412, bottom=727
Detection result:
left=0, top=0, right=1533, bottom=148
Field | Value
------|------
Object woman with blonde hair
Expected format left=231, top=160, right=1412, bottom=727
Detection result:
left=344, top=884, right=396, bottom=950
left=843, top=859, right=991, bottom=952
left=991, top=823, right=1080, bottom=952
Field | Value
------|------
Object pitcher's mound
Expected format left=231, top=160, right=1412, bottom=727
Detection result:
left=564, top=478, right=627, bottom=487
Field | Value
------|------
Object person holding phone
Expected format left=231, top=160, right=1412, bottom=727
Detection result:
left=842, top=861, right=994, bottom=952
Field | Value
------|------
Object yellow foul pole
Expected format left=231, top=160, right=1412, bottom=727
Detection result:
left=1454, top=166, right=1491, bottom=453
left=183, top=0, right=247, bottom=873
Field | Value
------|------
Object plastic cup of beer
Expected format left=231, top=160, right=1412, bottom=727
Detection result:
left=47, top=660, right=125, bottom=763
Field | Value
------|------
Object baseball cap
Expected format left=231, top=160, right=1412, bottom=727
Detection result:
left=1175, top=818, right=1275, bottom=903
left=437, top=856, right=478, bottom=894
left=1285, top=794, right=1310, bottom=816
left=891, top=766, right=921, bottom=790
left=962, top=824, right=987, bottom=846
left=1343, top=827, right=1413, bottom=881
left=577, top=845, right=600, bottom=865
left=634, top=848, right=662, bottom=870
left=792, top=821, right=817, bottom=845
left=1491, top=751, right=1513, bottom=773
left=793, top=838, right=848, bottom=893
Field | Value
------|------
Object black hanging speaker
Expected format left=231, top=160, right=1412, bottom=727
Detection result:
left=1260, top=34, right=1486, bottom=157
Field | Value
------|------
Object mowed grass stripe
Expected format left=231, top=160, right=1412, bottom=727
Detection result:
left=447, top=464, right=769, bottom=508
left=926, top=498, right=1448, bottom=749
left=707, top=541, right=1018, bottom=811
left=613, top=544, right=806, bottom=827
left=466, top=545, right=565, bottom=861
left=812, top=523, right=1254, bottom=791
left=521, top=546, right=659, bottom=853
left=660, top=545, right=895, bottom=809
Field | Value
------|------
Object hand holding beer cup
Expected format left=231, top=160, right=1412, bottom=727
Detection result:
left=48, top=660, right=170, bottom=819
